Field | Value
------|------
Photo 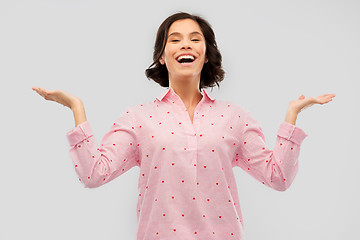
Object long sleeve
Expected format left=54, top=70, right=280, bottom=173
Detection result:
left=66, top=107, right=139, bottom=188
left=233, top=109, right=308, bottom=191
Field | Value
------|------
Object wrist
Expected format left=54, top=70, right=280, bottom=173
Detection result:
left=70, top=99, right=84, bottom=111
left=286, top=106, right=300, bottom=115
left=285, top=109, right=298, bottom=125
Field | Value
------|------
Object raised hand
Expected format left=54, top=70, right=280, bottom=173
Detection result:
left=32, top=87, right=82, bottom=109
left=284, top=93, right=336, bottom=125
left=288, top=93, right=336, bottom=114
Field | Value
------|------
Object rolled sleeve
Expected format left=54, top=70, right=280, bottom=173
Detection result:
left=66, top=121, right=93, bottom=147
left=232, top=106, right=309, bottom=191
left=65, top=106, right=139, bottom=188
left=277, top=121, right=308, bottom=145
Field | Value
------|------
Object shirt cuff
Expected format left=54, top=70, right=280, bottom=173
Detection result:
left=66, top=121, right=93, bottom=147
left=277, top=121, right=308, bottom=145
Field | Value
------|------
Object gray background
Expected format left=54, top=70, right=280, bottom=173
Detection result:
left=1, top=0, right=359, bottom=239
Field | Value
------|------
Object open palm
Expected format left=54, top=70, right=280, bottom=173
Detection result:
left=289, top=93, right=336, bottom=113
left=32, top=87, right=81, bottom=109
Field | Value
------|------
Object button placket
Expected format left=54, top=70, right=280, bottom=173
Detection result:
left=169, top=90, right=205, bottom=168
left=172, top=92, right=204, bottom=134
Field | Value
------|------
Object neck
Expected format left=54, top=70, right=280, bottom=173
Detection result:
left=168, top=74, right=203, bottom=109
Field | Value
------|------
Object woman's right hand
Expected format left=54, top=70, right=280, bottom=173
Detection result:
left=32, top=87, right=82, bottom=109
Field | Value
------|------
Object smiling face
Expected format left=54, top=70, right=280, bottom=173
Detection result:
left=159, top=18, right=207, bottom=82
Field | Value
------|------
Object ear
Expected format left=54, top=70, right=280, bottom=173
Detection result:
left=205, top=57, right=208, bottom=64
left=159, top=57, right=165, bottom=65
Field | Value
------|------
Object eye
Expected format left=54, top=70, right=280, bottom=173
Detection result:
left=192, top=39, right=200, bottom=42
left=170, top=39, right=179, bottom=42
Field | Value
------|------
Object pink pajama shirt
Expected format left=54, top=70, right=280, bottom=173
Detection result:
left=66, top=87, right=308, bottom=240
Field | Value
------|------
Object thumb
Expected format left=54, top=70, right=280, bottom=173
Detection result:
left=298, top=94, right=305, bottom=100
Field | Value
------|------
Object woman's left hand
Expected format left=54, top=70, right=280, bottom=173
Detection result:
left=288, top=93, right=336, bottom=114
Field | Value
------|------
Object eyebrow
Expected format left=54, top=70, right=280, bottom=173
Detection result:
left=168, top=31, right=203, bottom=37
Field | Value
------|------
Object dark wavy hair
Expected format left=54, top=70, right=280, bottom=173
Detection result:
left=145, top=12, right=225, bottom=91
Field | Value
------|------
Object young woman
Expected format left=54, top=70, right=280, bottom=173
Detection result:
left=32, top=12, right=335, bottom=240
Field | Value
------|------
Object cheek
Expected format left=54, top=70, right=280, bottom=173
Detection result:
left=199, top=44, right=206, bottom=57
left=163, top=47, right=174, bottom=61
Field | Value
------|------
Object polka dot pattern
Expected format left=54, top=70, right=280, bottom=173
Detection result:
left=66, top=87, right=308, bottom=239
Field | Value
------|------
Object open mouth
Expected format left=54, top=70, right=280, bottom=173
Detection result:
left=176, top=55, right=196, bottom=64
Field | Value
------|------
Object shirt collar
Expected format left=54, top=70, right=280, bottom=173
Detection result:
left=156, top=87, right=215, bottom=102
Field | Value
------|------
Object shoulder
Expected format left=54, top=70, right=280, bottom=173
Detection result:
left=122, top=100, right=156, bottom=119
left=215, top=99, right=249, bottom=116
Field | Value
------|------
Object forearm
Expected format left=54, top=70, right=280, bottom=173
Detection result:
left=65, top=106, right=139, bottom=188
left=235, top=109, right=308, bottom=191
left=285, top=108, right=299, bottom=125
left=71, top=101, right=87, bottom=128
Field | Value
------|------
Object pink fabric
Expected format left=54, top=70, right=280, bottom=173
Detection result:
left=66, top=87, right=308, bottom=240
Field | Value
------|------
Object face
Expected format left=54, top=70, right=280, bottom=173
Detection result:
left=159, top=19, right=207, bottom=81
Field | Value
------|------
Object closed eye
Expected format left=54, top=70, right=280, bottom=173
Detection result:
left=169, top=39, right=200, bottom=42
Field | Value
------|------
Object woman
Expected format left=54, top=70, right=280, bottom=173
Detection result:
left=32, top=12, right=335, bottom=240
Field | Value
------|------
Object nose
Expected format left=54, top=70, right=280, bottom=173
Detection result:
left=181, top=39, right=192, bottom=49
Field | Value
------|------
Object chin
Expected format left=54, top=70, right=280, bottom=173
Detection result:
left=176, top=71, right=201, bottom=78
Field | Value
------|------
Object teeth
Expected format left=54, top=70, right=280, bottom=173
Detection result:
left=177, top=55, right=195, bottom=61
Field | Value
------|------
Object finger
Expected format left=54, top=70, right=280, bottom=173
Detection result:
left=39, top=88, right=51, bottom=95
left=32, top=87, right=40, bottom=92
left=320, top=97, right=334, bottom=104
left=33, top=88, right=44, bottom=95
left=320, top=93, right=336, bottom=98
left=34, top=88, right=50, bottom=99
left=324, top=95, right=335, bottom=101
left=36, top=88, right=46, bottom=95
